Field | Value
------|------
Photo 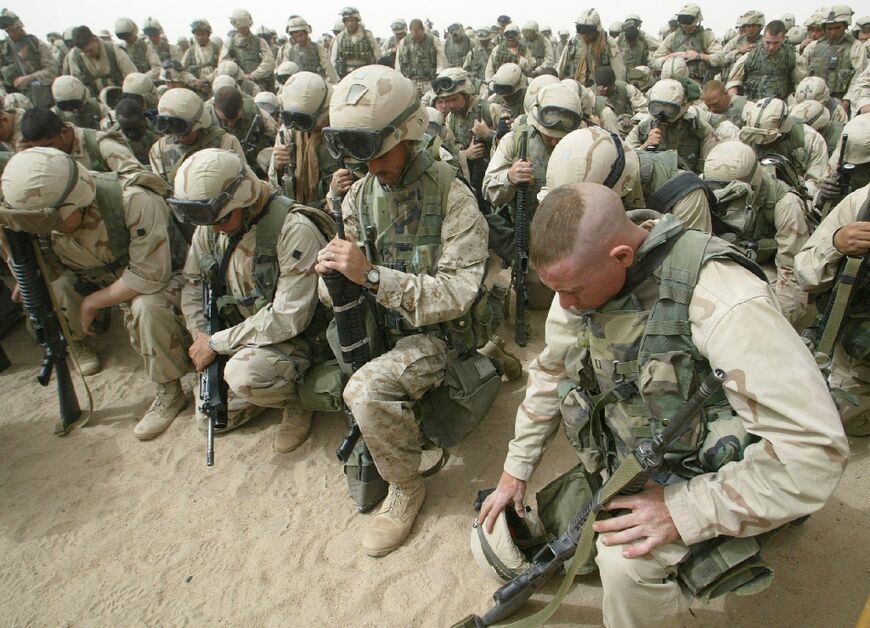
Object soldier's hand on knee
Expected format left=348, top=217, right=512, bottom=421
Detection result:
left=189, top=332, right=217, bottom=371
left=592, top=482, right=680, bottom=558
left=316, top=238, right=370, bottom=284
left=507, top=160, right=533, bottom=185
left=478, top=471, right=527, bottom=533
left=833, top=222, right=870, bottom=256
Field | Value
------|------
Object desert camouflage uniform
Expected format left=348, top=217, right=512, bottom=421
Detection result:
left=651, top=28, right=724, bottom=81
left=557, top=34, right=626, bottom=84
left=65, top=123, right=142, bottom=175
left=149, top=129, right=244, bottom=188
left=726, top=47, right=807, bottom=100
left=503, top=216, right=847, bottom=626
left=276, top=40, right=339, bottom=84
left=0, top=32, right=58, bottom=106
left=795, top=185, right=870, bottom=433
left=47, top=172, right=190, bottom=384
left=218, top=33, right=275, bottom=92
left=626, top=109, right=718, bottom=173
left=180, top=40, right=222, bottom=89
left=746, top=123, right=829, bottom=198
left=802, top=35, right=867, bottom=98
left=65, top=40, right=137, bottom=92
left=331, top=150, right=489, bottom=484
left=121, top=38, right=161, bottom=80
left=181, top=182, right=327, bottom=428
left=329, top=27, right=380, bottom=78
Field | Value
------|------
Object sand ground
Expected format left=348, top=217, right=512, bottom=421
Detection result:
left=0, top=308, right=867, bottom=627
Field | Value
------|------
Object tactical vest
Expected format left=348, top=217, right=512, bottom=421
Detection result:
left=606, top=82, right=633, bottom=116
left=766, top=123, right=807, bottom=177
left=574, top=38, right=613, bottom=85
left=712, top=173, right=790, bottom=263
left=398, top=33, right=439, bottom=80
left=80, top=128, right=110, bottom=172
left=511, top=122, right=552, bottom=217
left=152, top=40, right=173, bottom=64
left=464, top=45, right=490, bottom=80
left=335, top=31, right=375, bottom=77
left=743, top=45, right=796, bottom=100
left=0, top=34, right=42, bottom=85
left=725, top=95, right=747, bottom=127
left=288, top=42, right=324, bottom=75
left=125, top=39, right=152, bottom=73
left=523, top=35, right=548, bottom=67
left=809, top=35, right=857, bottom=95
left=201, top=195, right=334, bottom=334
left=356, top=152, right=490, bottom=350
left=671, top=29, right=710, bottom=81
left=71, top=43, right=123, bottom=93
left=221, top=97, right=264, bottom=160
left=77, top=172, right=188, bottom=281
left=617, top=33, right=649, bottom=68
left=123, top=125, right=160, bottom=166
left=821, top=120, right=844, bottom=156
left=637, top=114, right=706, bottom=173
left=225, top=36, right=262, bottom=74
left=159, top=125, right=226, bottom=185
left=562, top=216, right=765, bottom=477
left=636, top=149, right=680, bottom=204
left=447, top=98, right=495, bottom=149
left=54, top=99, right=102, bottom=130
left=445, top=36, right=471, bottom=68
left=491, top=41, right=528, bottom=74
left=185, top=42, right=220, bottom=77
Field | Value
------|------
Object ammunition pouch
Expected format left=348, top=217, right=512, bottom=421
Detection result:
left=678, top=535, right=773, bottom=601
left=839, top=318, right=870, bottom=361
left=297, top=359, right=346, bottom=413
left=416, top=348, right=501, bottom=448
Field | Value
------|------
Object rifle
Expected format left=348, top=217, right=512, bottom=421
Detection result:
left=645, top=113, right=665, bottom=151
left=241, top=112, right=261, bottom=158
left=4, top=227, right=81, bottom=435
left=759, top=152, right=814, bottom=226
left=803, top=193, right=870, bottom=377
left=321, top=204, right=378, bottom=462
left=454, top=368, right=727, bottom=628
left=201, top=235, right=242, bottom=466
left=467, top=128, right=492, bottom=214
left=277, top=129, right=293, bottom=193
left=814, top=133, right=854, bottom=219
left=513, top=129, right=529, bottom=348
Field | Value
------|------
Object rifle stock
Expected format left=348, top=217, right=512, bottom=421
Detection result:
left=4, top=227, right=81, bottom=435
left=201, top=266, right=229, bottom=467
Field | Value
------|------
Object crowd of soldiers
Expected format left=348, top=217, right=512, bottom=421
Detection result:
left=0, top=4, right=867, bottom=626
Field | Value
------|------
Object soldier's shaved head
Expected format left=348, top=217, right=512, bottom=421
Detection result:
left=531, top=183, right=647, bottom=310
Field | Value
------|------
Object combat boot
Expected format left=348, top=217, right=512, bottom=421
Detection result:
left=479, top=335, right=523, bottom=381
left=134, top=380, right=187, bottom=440
left=274, top=405, right=313, bottom=452
left=362, top=476, right=426, bottom=557
left=69, top=341, right=101, bottom=376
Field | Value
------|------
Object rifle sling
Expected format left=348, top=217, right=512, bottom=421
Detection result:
left=501, top=456, right=646, bottom=628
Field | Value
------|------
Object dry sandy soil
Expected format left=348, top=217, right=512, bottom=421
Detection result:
left=0, top=308, right=867, bottom=627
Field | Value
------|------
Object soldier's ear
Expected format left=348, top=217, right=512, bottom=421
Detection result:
left=609, top=243, right=635, bottom=269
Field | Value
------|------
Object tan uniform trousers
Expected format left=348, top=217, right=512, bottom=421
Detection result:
left=595, top=536, right=690, bottom=628
left=53, top=272, right=190, bottom=384
left=196, top=340, right=311, bottom=430
left=829, top=343, right=870, bottom=433
left=343, top=334, right=448, bottom=484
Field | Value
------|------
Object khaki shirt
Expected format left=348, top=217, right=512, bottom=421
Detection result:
left=794, top=185, right=870, bottom=292
left=276, top=41, right=340, bottom=84
left=181, top=185, right=327, bottom=353
left=148, top=131, right=244, bottom=187
left=651, top=28, right=724, bottom=70
left=70, top=124, right=141, bottom=176
left=0, top=33, right=59, bottom=89
left=394, top=35, right=448, bottom=75
left=323, top=172, right=488, bottom=328
left=218, top=34, right=275, bottom=82
left=801, top=37, right=868, bottom=95
left=504, top=235, right=848, bottom=546
left=556, top=35, right=626, bottom=82
left=50, top=179, right=177, bottom=294
left=765, top=190, right=811, bottom=323
left=65, top=41, right=138, bottom=89
left=180, top=42, right=222, bottom=84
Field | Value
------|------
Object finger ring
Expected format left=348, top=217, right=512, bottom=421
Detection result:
left=329, top=251, right=335, bottom=261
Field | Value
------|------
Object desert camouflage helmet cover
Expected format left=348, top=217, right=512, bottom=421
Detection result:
left=212, top=74, right=237, bottom=91
left=276, top=61, right=300, bottom=78
left=230, top=9, right=253, bottom=28
left=790, top=100, right=830, bottom=131
left=191, top=19, right=212, bottom=33
left=286, top=16, right=312, bottom=34
left=280, top=71, right=331, bottom=116
left=741, top=10, right=766, bottom=26
left=491, top=63, right=526, bottom=93
left=529, top=83, right=583, bottom=138
left=0, top=147, right=96, bottom=233
left=546, top=127, right=633, bottom=195
left=704, top=140, right=763, bottom=188
left=469, top=509, right=547, bottom=584
left=523, top=74, right=560, bottom=113
left=122, top=72, right=155, bottom=96
left=660, top=57, right=690, bottom=80
left=576, top=9, right=601, bottom=28
left=841, top=115, right=870, bottom=164
left=172, top=148, right=260, bottom=222
left=114, top=18, right=137, bottom=36
left=52, top=75, right=87, bottom=102
left=823, top=5, right=854, bottom=25
left=432, top=67, right=475, bottom=97
left=677, top=3, right=703, bottom=22
left=739, top=97, right=793, bottom=144
left=143, top=17, right=163, bottom=33
left=157, top=88, right=212, bottom=132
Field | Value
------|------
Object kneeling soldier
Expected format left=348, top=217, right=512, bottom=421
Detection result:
left=173, top=148, right=332, bottom=451
left=0, top=147, right=191, bottom=439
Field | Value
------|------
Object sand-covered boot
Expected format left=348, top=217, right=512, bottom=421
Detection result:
left=134, top=380, right=187, bottom=440
left=480, top=335, right=523, bottom=381
left=362, top=476, right=426, bottom=557
left=69, top=341, right=101, bottom=376
left=274, top=405, right=313, bottom=452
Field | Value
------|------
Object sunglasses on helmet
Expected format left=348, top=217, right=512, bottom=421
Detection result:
left=154, top=114, right=194, bottom=135
left=167, top=164, right=247, bottom=225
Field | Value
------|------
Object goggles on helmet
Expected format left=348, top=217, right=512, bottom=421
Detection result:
left=648, top=101, right=681, bottom=122
left=115, top=31, right=132, bottom=40
left=431, top=76, right=466, bottom=95
left=676, top=14, right=695, bottom=25
left=143, top=27, right=160, bottom=37
left=154, top=114, right=194, bottom=135
left=56, top=99, right=84, bottom=112
left=281, top=110, right=316, bottom=132
left=167, top=163, right=247, bottom=225
left=0, top=15, right=15, bottom=29
left=536, top=106, right=582, bottom=132
left=575, top=24, right=597, bottom=36
left=491, top=83, right=515, bottom=96
left=323, top=101, right=419, bottom=162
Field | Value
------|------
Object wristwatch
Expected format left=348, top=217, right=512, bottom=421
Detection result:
left=363, top=266, right=380, bottom=291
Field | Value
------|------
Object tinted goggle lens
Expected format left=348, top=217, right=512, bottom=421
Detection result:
left=143, top=28, right=160, bottom=36
left=677, top=15, right=694, bottom=25
left=431, top=77, right=464, bottom=94
left=154, top=115, right=192, bottom=135
left=115, top=31, right=131, bottom=39
left=576, top=24, right=597, bottom=35
left=537, top=106, right=581, bottom=131
left=323, top=128, right=388, bottom=161
left=649, top=101, right=680, bottom=120
left=492, top=83, right=514, bottom=96
left=281, top=110, right=316, bottom=131
left=168, top=169, right=244, bottom=225
left=56, top=100, right=83, bottom=112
